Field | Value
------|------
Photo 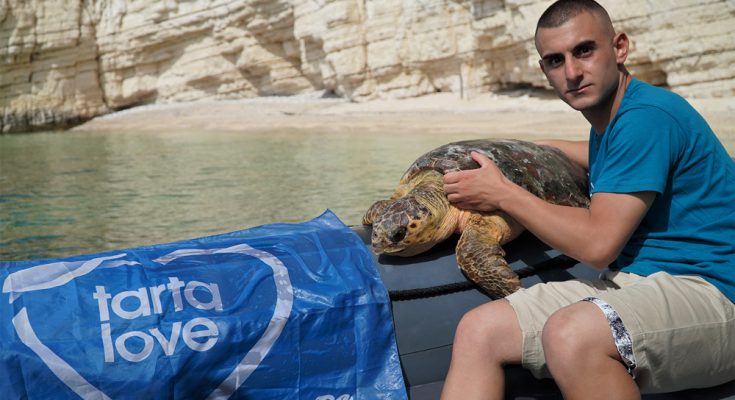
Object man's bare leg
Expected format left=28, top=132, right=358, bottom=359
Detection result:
left=440, top=299, right=523, bottom=400
left=542, top=301, right=640, bottom=400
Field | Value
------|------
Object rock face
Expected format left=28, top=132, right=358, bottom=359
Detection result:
left=1, top=0, right=734, bottom=133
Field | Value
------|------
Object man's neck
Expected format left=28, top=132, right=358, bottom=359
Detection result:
left=584, top=72, right=632, bottom=135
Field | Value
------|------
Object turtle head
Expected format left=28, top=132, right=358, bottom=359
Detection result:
left=370, top=194, right=449, bottom=257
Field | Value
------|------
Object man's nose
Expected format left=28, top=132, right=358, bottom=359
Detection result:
left=564, top=57, right=583, bottom=81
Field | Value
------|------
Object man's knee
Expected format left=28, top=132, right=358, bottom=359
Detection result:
left=541, top=301, right=618, bottom=365
left=453, top=299, right=522, bottom=363
left=541, top=306, right=580, bottom=362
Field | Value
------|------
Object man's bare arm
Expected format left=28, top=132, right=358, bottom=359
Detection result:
left=444, top=152, right=654, bottom=269
left=535, top=139, right=589, bottom=170
left=498, top=189, right=654, bottom=268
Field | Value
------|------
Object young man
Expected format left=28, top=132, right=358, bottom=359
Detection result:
left=440, top=0, right=735, bottom=399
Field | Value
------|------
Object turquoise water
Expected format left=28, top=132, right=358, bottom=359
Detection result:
left=2, top=129, right=732, bottom=262
left=0, top=129, right=502, bottom=261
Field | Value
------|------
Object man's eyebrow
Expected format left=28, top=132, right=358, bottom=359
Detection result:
left=540, top=39, right=598, bottom=60
left=540, top=52, right=562, bottom=61
left=573, top=40, right=598, bottom=52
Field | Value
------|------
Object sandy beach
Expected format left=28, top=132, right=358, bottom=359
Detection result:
left=73, top=91, right=735, bottom=152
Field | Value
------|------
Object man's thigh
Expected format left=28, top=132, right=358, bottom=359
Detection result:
left=597, top=272, right=735, bottom=393
left=505, top=275, right=619, bottom=378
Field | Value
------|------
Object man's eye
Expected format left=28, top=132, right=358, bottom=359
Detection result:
left=575, top=46, right=594, bottom=57
left=545, top=57, right=563, bottom=68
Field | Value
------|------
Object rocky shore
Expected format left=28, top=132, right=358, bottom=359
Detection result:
left=3, top=0, right=735, bottom=133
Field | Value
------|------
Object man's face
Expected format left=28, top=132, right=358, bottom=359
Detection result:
left=535, top=11, right=623, bottom=112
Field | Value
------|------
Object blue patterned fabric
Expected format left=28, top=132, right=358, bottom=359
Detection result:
left=0, top=210, right=407, bottom=399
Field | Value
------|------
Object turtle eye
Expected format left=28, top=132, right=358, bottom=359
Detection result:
left=389, top=227, right=407, bottom=244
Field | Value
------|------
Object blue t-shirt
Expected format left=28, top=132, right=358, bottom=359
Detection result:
left=589, top=79, right=735, bottom=302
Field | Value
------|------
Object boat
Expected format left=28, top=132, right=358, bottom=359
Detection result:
left=351, top=225, right=735, bottom=400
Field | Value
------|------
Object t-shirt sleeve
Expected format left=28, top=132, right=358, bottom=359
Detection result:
left=592, top=107, right=677, bottom=195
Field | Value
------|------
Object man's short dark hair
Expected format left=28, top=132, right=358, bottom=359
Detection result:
left=536, top=0, right=614, bottom=35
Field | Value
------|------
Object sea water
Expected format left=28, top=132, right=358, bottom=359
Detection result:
left=0, top=129, right=491, bottom=260
left=1, top=129, right=732, bottom=261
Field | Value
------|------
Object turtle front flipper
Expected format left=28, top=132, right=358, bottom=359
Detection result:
left=456, top=212, right=524, bottom=298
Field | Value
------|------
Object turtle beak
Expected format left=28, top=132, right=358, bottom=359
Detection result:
left=370, top=221, right=408, bottom=254
left=370, top=229, right=392, bottom=254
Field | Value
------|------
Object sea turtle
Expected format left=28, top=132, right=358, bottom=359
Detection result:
left=363, top=139, right=590, bottom=298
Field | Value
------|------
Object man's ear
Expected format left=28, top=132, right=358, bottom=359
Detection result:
left=613, top=32, right=630, bottom=64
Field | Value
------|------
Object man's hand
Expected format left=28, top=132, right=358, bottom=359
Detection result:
left=443, top=151, right=514, bottom=211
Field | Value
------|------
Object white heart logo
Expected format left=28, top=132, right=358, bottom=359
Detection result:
left=3, top=243, right=293, bottom=400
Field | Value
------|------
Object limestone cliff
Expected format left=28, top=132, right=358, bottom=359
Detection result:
left=1, top=0, right=733, bottom=133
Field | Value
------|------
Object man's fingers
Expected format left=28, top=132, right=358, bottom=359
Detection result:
left=446, top=192, right=464, bottom=206
left=471, top=151, right=495, bottom=169
left=443, top=171, right=459, bottom=184
left=445, top=152, right=494, bottom=183
left=444, top=181, right=461, bottom=197
left=471, top=151, right=488, bottom=166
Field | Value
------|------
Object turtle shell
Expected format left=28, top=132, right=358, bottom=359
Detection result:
left=401, top=139, right=590, bottom=207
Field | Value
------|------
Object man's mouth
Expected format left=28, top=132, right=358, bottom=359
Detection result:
left=567, top=84, right=591, bottom=95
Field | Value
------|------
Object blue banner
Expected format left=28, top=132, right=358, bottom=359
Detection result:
left=0, top=211, right=406, bottom=399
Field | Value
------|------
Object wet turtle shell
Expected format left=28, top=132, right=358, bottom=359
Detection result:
left=404, top=139, right=589, bottom=207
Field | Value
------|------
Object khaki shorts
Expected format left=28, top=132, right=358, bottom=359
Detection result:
left=506, top=271, right=735, bottom=393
